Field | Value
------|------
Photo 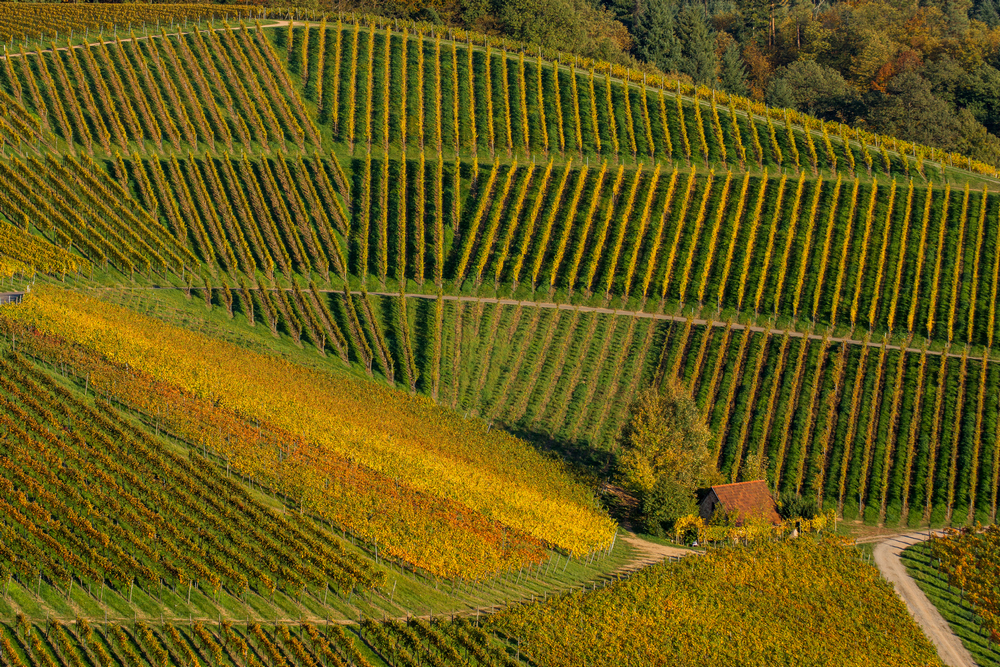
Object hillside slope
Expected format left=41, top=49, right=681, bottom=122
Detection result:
left=0, top=14, right=997, bottom=530
left=0, top=5, right=995, bottom=665
left=492, top=539, right=944, bottom=667
left=0, top=286, right=615, bottom=579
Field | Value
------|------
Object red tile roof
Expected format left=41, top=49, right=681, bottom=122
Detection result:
left=709, top=480, right=781, bottom=525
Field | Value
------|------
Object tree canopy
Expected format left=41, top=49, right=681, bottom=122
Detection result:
left=607, top=0, right=1000, bottom=165
left=617, top=380, right=717, bottom=533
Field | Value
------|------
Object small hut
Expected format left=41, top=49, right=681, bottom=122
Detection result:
left=699, top=480, right=781, bottom=526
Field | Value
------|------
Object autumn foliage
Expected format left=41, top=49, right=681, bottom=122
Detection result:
left=0, top=287, right=616, bottom=579
left=493, top=539, right=943, bottom=667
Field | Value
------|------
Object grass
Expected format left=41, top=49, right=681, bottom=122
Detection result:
left=900, top=541, right=1000, bottom=666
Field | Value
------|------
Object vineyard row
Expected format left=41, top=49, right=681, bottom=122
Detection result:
left=0, top=4, right=253, bottom=45
left=658, top=320, right=1000, bottom=527
left=290, top=23, right=927, bottom=181
left=235, top=278, right=1000, bottom=529
left=343, top=159, right=1000, bottom=349
left=7, top=153, right=997, bottom=353
left=0, top=616, right=516, bottom=667
left=1, top=5, right=995, bottom=179
left=310, top=290, right=1000, bottom=528
left=0, top=352, right=384, bottom=611
left=0, top=23, right=320, bottom=155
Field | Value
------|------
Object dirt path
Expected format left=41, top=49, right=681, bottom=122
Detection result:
left=332, top=533, right=698, bottom=622
left=84, top=284, right=984, bottom=363
left=363, top=291, right=978, bottom=363
left=873, top=531, right=977, bottom=667
left=606, top=534, right=699, bottom=579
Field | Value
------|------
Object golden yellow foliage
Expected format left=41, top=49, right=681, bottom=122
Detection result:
left=1, top=287, right=616, bottom=578
left=493, top=538, right=943, bottom=666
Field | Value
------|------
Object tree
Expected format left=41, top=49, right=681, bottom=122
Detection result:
left=938, top=0, right=974, bottom=34
left=741, top=40, right=775, bottom=98
left=954, top=63, right=1000, bottom=135
left=863, top=71, right=1000, bottom=164
left=676, top=5, right=718, bottom=85
left=631, top=0, right=682, bottom=74
left=641, top=478, right=699, bottom=535
left=973, top=0, right=1000, bottom=27
left=493, top=0, right=589, bottom=51
left=952, top=107, right=1000, bottom=165
left=766, top=59, right=855, bottom=119
left=718, top=41, right=749, bottom=95
left=766, top=77, right=795, bottom=108
left=603, top=0, right=637, bottom=28
left=617, top=380, right=717, bottom=532
left=738, top=0, right=771, bottom=43
left=489, top=0, right=633, bottom=61
left=866, top=71, right=963, bottom=147
left=923, top=54, right=968, bottom=106
left=739, top=453, right=769, bottom=484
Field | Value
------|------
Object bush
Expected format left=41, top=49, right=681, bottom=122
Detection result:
left=641, top=477, right=696, bottom=535
left=777, top=491, right=818, bottom=520
left=490, top=0, right=633, bottom=61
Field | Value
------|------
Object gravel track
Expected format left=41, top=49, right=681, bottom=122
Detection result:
left=873, top=531, right=977, bottom=667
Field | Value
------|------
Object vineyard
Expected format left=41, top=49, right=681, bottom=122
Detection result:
left=0, top=3, right=254, bottom=46
left=901, top=531, right=1000, bottom=666
left=928, top=528, right=1000, bottom=652
left=4, top=149, right=1000, bottom=349
left=0, top=15, right=973, bottom=178
left=491, top=538, right=942, bottom=666
left=0, top=616, right=527, bottom=667
left=651, top=321, right=1000, bottom=526
left=292, top=21, right=895, bottom=172
left=1, top=3, right=1000, bottom=662
left=0, top=298, right=634, bottom=638
left=0, top=7, right=996, bottom=527
left=0, top=540, right=947, bottom=666
left=0, top=349, right=389, bottom=611
left=58, top=283, right=1000, bottom=530
left=319, top=160, right=1000, bottom=349
left=0, top=287, right=616, bottom=579
left=0, top=20, right=998, bottom=525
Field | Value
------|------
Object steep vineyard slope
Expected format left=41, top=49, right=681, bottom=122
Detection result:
left=492, top=539, right=943, bottom=666
left=0, top=10, right=997, bottom=547
left=0, top=286, right=616, bottom=580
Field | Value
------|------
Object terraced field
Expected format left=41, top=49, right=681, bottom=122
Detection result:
left=0, top=3, right=998, bottom=664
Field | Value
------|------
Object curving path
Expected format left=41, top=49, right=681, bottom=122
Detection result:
left=82, top=284, right=986, bottom=363
left=364, top=291, right=983, bottom=363
left=872, top=531, right=977, bottom=667
left=608, top=533, right=698, bottom=577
